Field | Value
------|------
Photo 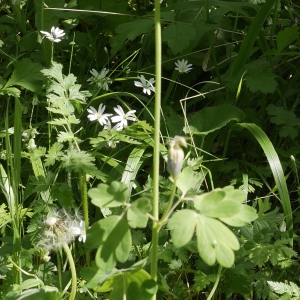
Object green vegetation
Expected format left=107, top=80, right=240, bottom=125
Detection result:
left=0, top=0, right=299, bottom=299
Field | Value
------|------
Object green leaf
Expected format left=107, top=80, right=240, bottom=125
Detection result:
left=196, top=215, right=239, bottom=267
left=94, top=216, right=132, bottom=271
left=189, top=104, right=244, bottom=135
left=111, top=19, right=154, bottom=55
left=276, top=26, right=299, bottom=53
left=162, top=22, right=196, bottom=54
left=44, top=143, right=63, bottom=166
left=98, top=269, right=157, bottom=300
left=220, top=205, right=257, bottom=226
left=5, top=59, right=45, bottom=92
left=88, top=181, right=128, bottom=208
left=127, top=198, right=151, bottom=228
left=168, top=210, right=198, bottom=248
left=194, top=190, right=240, bottom=218
left=176, top=166, right=205, bottom=196
left=245, top=71, right=277, bottom=94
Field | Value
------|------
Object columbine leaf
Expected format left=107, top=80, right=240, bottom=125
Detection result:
left=167, top=209, right=198, bottom=248
left=92, top=216, right=132, bottom=271
left=5, top=58, right=45, bottom=92
left=127, top=198, right=151, bottom=228
left=194, top=189, right=240, bottom=218
left=88, top=181, right=128, bottom=208
left=220, top=205, right=257, bottom=226
left=196, top=215, right=239, bottom=267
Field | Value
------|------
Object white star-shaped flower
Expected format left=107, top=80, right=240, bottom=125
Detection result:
left=111, top=105, right=136, bottom=129
left=175, top=59, right=193, bottom=73
left=87, top=68, right=112, bottom=91
left=40, top=26, right=65, bottom=43
left=134, top=75, right=155, bottom=95
left=87, top=104, right=112, bottom=125
left=103, top=120, right=122, bottom=132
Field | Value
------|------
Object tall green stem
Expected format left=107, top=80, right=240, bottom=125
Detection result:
left=150, top=0, right=162, bottom=290
left=207, top=265, right=222, bottom=300
left=62, top=243, right=77, bottom=300
left=80, top=171, right=90, bottom=266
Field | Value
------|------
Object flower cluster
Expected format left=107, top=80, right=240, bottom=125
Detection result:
left=40, top=27, right=65, bottom=43
left=37, top=209, right=86, bottom=253
left=87, top=68, right=112, bottom=91
left=87, top=104, right=136, bottom=131
left=87, top=104, right=136, bottom=147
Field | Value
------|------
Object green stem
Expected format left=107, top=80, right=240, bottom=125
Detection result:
left=160, top=179, right=177, bottom=223
left=150, top=0, right=162, bottom=291
left=80, top=171, right=90, bottom=266
left=62, top=243, right=77, bottom=300
left=207, top=265, right=222, bottom=300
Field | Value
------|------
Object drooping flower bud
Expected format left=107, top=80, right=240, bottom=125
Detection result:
left=167, top=136, right=187, bottom=179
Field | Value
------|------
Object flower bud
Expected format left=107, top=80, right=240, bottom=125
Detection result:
left=279, top=220, right=286, bottom=232
left=167, top=136, right=187, bottom=179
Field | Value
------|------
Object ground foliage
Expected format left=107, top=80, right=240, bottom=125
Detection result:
left=0, top=0, right=300, bottom=299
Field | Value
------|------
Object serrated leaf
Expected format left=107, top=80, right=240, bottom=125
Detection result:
left=189, top=104, right=244, bottom=135
left=93, top=216, right=132, bottom=271
left=162, top=22, right=196, bottom=54
left=44, top=143, right=63, bottom=166
left=176, top=166, right=204, bottom=196
left=168, top=209, right=198, bottom=248
left=5, top=58, right=45, bottom=92
left=252, top=245, right=270, bottom=267
left=127, top=198, right=151, bottom=228
left=88, top=181, right=128, bottom=208
left=245, top=71, right=277, bottom=94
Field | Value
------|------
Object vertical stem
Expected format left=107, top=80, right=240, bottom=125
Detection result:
left=150, top=0, right=162, bottom=290
left=80, top=171, right=90, bottom=266
left=207, top=265, right=222, bottom=300
left=62, top=243, right=77, bottom=300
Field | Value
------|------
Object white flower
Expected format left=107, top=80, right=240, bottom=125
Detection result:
left=70, top=220, right=86, bottom=243
left=175, top=59, right=193, bottom=73
left=40, top=26, right=65, bottom=43
left=134, top=75, right=155, bottom=95
left=87, top=68, right=112, bottom=91
left=111, top=105, right=136, bottom=129
left=87, top=104, right=112, bottom=125
left=103, top=120, right=122, bottom=132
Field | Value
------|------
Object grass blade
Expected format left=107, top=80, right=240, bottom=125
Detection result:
left=236, top=123, right=293, bottom=240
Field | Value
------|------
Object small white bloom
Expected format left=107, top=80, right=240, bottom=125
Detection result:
left=103, top=120, right=122, bottom=132
left=71, top=220, right=86, bottom=243
left=87, top=104, right=112, bottom=125
left=134, top=75, right=155, bottom=95
left=87, top=68, right=112, bottom=91
left=175, top=59, right=193, bottom=73
left=111, top=105, right=136, bottom=129
left=40, top=26, right=65, bottom=43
